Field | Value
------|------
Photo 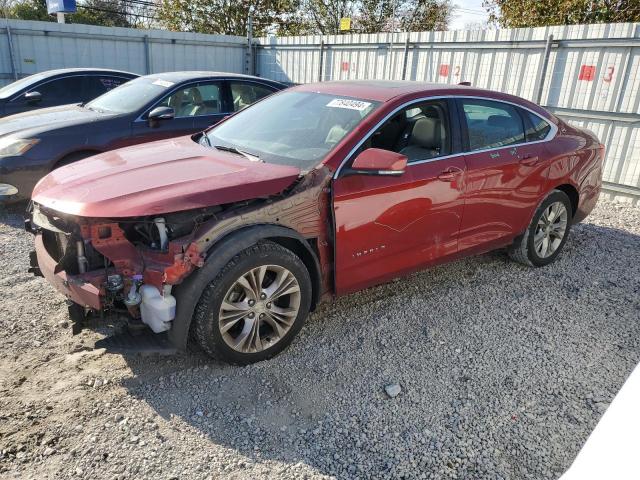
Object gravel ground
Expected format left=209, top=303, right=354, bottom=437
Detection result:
left=0, top=198, right=639, bottom=480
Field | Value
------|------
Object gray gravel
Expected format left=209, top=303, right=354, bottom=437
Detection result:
left=0, top=198, right=639, bottom=480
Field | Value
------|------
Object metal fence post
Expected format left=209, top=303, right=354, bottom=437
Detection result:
left=246, top=14, right=254, bottom=75
left=401, top=36, right=410, bottom=80
left=6, top=25, right=18, bottom=81
left=534, top=34, right=553, bottom=104
left=143, top=35, right=152, bottom=74
left=318, top=39, right=325, bottom=82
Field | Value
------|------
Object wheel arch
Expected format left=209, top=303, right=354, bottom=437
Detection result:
left=52, top=149, right=102, bottom=170
left=169, top=224, right=322, bottom=351
left=552, top=183, right=579, bottom=219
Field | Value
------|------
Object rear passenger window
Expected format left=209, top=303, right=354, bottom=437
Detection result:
left=461, top=99, right=525, bottom=151
left=82, top=76, right=128, bottom=101
left=230, top=82, right=275, bottom=112
left=524, top=111, right=552, bottom=141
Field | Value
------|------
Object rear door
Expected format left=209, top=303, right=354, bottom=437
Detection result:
left=456, top=98, right=551, bottom=253
left=333, top=99, right=466, bottom=295
left=189, top=81, right=230, bottom=131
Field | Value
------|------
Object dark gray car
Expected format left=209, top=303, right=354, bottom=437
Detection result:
left=0, top=68, right=138, bottom=117
left=0, top=71, right=286, bottom=201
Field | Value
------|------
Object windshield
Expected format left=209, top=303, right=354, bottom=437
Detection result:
left=0, top=73, right=47, bottom=99
left=86, top=76, right=175, bottom=114
left=206, top=91, right=380, bottom=170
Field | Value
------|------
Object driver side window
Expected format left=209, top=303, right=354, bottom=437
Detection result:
left=33, top=76, right=84, bottom=105
left=158, top=82, right=223, bottom=118
left=360, top=100, right=451, bottom=163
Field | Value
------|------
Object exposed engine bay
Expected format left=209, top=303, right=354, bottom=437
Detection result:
left=28, top=202, right=227, bottom=333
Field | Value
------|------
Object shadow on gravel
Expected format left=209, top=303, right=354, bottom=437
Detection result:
left=0, top=201, right=29, bottom=228
left=114, top=219, right=640, bottom=478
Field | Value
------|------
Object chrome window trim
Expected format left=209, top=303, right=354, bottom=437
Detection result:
left=8, top=73, right=132, bottom=103
left=332, top=94, right=558, bottom=179
left=134, top=78, right=278, bottom=123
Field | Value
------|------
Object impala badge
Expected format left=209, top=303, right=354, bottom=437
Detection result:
left=352, top=245, right=386, bottom=258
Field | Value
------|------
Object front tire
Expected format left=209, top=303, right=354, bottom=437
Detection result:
left=509, top=190, right=572, bottom=267
left=193, top=241, right=312, bottom=364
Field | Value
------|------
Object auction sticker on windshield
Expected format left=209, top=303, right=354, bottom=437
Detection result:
left=152, top=79, right=175, bottom=88
left=327, top=98, right=372, bottom=111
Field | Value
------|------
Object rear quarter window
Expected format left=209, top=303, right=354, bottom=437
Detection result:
left=524, top=111, right=552, bottom=141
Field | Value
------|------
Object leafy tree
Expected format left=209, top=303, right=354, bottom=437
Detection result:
left=71, top=0, right=131, bottom=27
left=300, top=0, right=451, bottom=34
left=484, top=0, right=640, bottom=27
left=5, top=0, right=155, bottom=27
left=400, top=0, right=451, bottom=31
left=300, top=0, right=355, bottom=34
left=357, top=0, right=394, bottom=33
left=8, top=0, right=51, bottom=21
left=158, top=0, right=303, bottom=36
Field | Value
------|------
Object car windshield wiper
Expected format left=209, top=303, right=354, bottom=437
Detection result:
left=213, top=145, right=261, bottom=162
left=200, top=133, right=211, bottom=147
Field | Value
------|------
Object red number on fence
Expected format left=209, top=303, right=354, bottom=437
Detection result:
left=341, top=61, right=350, bottom=72
left=439, top=64, right=449, bottom=77
left=578, top=65, right=596, bottom=81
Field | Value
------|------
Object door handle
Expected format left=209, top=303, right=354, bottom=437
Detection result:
left=519, top=154, right=539, bottom=166
left=438, top=166, right=463, bottom=181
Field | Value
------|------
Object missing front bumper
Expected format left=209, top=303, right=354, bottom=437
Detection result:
left=33, top=233, right=102, bottom=310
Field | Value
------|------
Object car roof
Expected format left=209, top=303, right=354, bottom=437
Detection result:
left=143, top=71, right=286, bottom=86
left=294, top=80, right=508, bottom=102
left=34, top=68, right=138, bottom=78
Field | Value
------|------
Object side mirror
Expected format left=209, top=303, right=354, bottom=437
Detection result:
left=24, top=91, right=42, bottom=104
left=148, top=106, right=175, bottom=124
left=350, top=148, right=407, bottom=176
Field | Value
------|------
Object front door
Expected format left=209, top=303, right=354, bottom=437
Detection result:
left=456, top=98, right=551, bottom=253
left=333, top=99, right=466, bottom=295
left=5, top=76, right=84, bottom=116
left=131, top=80, right=227, bottom=144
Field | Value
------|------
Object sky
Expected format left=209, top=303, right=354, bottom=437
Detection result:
left=449, top=0, right=490, bottom=30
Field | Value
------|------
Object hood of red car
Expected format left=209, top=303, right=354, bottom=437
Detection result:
left=32, top=136, right=301, bottom=218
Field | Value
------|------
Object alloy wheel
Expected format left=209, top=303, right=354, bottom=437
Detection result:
left=533, top=201, right=568, bottom=258
left=218, top=265, right=301, bottom=353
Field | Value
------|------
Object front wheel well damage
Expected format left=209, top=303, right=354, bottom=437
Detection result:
left=170, top=225, right=322, bottom=351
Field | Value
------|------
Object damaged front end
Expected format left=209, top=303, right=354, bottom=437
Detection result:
left=26, top=202, right=214, bottom=345
left=27, top=163, right=335, bottom=355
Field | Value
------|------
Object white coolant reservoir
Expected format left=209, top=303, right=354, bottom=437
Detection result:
left=139, top=285, right=176, bottom=333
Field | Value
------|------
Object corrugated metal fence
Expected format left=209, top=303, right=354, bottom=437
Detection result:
left=0, top=19, right=248, bottom=85
left=256, top=23, right=640, bottom=200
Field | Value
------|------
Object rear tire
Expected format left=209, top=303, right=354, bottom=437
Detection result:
left=193, top=241, right=312, bottom=364
left=509, top=190, right=572, bottom=267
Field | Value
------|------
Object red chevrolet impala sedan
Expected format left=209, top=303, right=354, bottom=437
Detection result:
left=28, top=81, right=603, bottom=364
